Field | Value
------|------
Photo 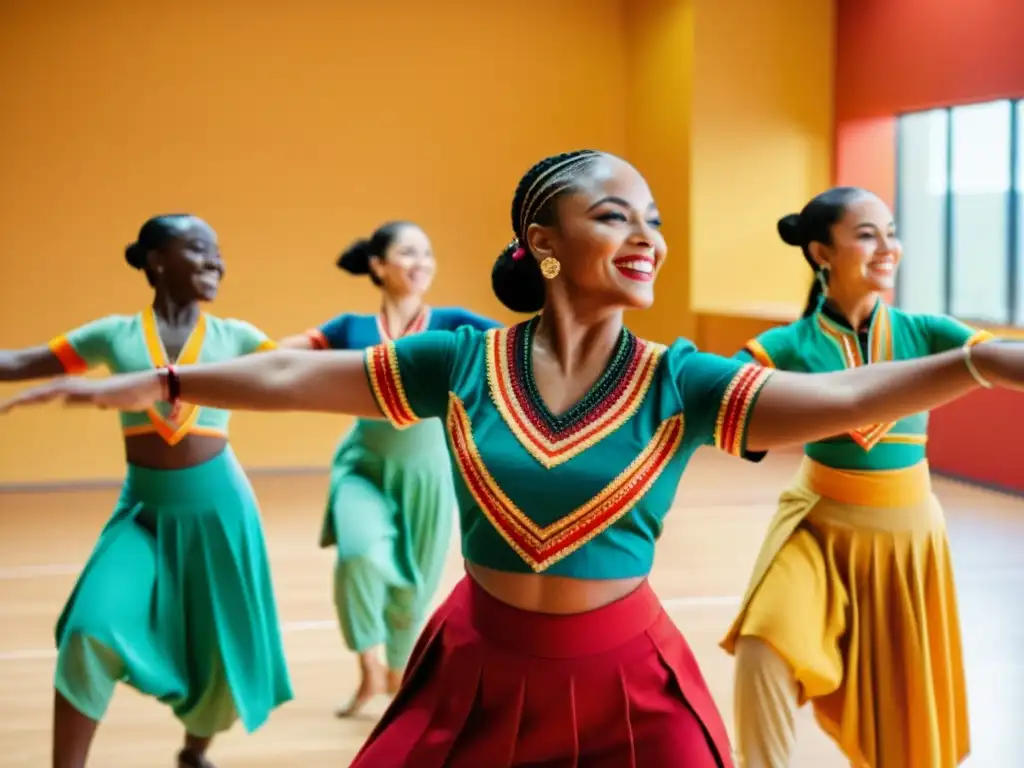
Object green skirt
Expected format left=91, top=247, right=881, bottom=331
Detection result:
left=54, top=447, right=293, bottom=736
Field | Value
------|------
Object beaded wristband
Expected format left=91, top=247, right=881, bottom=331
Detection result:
left=161, top=364, right=181, bottom=403
left=962, top=341, right=993, bottom=389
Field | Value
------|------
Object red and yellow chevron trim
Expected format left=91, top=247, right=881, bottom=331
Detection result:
left=815, top=303, right=896, bottom=450
left=376, top=305, right=431, bottom=341
left=485, top=327, right=664, bottom=468
left=714, top=364, right=774, bottom=456
left=447, top=395, right=683, bottom=572
left=365, top=341, right=418, bottom=429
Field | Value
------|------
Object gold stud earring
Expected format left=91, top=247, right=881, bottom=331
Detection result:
left=539, top=257, right=560, bottom=280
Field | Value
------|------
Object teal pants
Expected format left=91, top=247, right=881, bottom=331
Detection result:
left=320, top=420, right=455, bottom=670
left=55, top=448, right=293, bottom=735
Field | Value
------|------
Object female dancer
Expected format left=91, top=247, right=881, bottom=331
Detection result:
left=0, top=214, right=292, bottom=768
left=721, top=187, right=989, bottom=768
left=278, top=221, right=498, bottom=715
left=3, top=153, right=1021, bottom=767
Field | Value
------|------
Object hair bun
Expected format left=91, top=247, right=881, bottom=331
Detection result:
left=491, top=243, right=545, bottom=313
left=336, top=238, right=373, bottom=274
left=777, top=213, right=804, bottom=247
left=124, top=242, right=146, bottom=270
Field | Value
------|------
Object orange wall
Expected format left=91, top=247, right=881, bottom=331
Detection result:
left=622, top=0, right=697, bottom=343
left=625, top=0, right=833, bottom=350
left=1, top=0, right=836, bottom=487
left=834, top=0, right=1024, bottom=493
left=689, top=0, right=834, bottom=319
left=0, top=0, right=628, bottom=485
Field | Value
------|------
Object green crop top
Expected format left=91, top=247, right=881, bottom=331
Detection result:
left=49, top=307, right=275, bottom=445
left=735, top=297, right=993, bottom=471
left=363, top=315, right=773, bottom=580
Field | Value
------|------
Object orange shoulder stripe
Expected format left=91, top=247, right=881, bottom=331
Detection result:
left=48, top=335, right=89, bottom=375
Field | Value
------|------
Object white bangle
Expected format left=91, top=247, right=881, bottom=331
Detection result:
left=962, top=341, right=993, bottom=389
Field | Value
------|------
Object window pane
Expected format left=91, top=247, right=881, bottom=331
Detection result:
left=1015, top=100, right=1024, bottom=325
left=896, top=110, right=948, bottom=315
left=949, top=100, right=1012, bottom=324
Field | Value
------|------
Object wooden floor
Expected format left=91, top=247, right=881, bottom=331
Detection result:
left=1, top=448, right=1023, bottom=767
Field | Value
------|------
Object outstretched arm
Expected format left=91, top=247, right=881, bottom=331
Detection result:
left=0, top=346, right=67, bottom=382
left=1, top=316, right=121, bottom=382
left=277, top=314, right=349, bottom=351
left=277, top=334, right=317, bottom=350
left=0, top=352, right=385, bottom=417
left=0, top=349, right=385, bottom=418
left=175, top=349, right=382, bottom=415
left=745, top=341, right=1019, bottom=452
left=1, top=329, right=459, bottom=425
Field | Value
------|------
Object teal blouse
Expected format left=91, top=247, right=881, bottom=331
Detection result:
left=308, top=304, right=499, bottom=455
left=49, top=307, right=274, bottom=445
left=735, top=298, right=992, bottom=471
left=363, top=315, right=773, bottom=580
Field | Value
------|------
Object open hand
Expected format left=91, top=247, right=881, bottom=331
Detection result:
left=0, top=371, right=163, bottom=415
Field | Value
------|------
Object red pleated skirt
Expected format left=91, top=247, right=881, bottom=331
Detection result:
left=350, top=575, right=734, bottom=767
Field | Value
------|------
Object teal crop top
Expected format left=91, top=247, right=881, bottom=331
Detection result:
left=735, top=298, right=993, bottom=472
left=49, top=307, right=275, bottom=445
left=308, top=304, right=502, bottom=455
left=362, top=315, right=773, bottom=580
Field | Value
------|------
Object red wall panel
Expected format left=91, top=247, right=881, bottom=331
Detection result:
left=926, top=390, right=1024, bottom=493
left=834, top=0, right=1024, bottom=494
left=835, top=0, right=1024, bottom=121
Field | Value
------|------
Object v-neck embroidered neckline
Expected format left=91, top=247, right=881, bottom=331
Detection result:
left=484, top=318, right=665, bottom=468
left=139, top=307, right=209, bottom=446
left=376, top=305, right=431, bottom=341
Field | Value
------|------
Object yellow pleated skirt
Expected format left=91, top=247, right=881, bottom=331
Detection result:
left=721, top=458, right=969, bottom=768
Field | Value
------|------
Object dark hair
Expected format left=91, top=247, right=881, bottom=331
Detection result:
left=491, top=150, right=605, bottom=313
left=124, top=214, right=193, bottom=287
left=778, top=186, right=869, bottom=317
left=336, top=220, right=417, bottom=288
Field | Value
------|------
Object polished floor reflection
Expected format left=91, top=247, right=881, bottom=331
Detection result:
left=1, top=448, right=1021, bottom=766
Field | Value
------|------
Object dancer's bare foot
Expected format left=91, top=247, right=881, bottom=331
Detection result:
left=177, top=748, right=216, bottom=768
left=178, top=734, right=215, bottom=768
left=335, top=649, right=388, bottom=718
left=386, top=668, right=403, bottom=696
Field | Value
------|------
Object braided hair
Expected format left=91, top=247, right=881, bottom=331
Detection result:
left=491, top=150, right=605, bottom=313
left=777, top=186, right=869, bottom=317
left=124, top=214, right=194, bottom=287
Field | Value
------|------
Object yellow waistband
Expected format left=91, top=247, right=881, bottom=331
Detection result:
left=797, top=457, right=931, bottom=508
left=123, top=425, right=228, bottom=441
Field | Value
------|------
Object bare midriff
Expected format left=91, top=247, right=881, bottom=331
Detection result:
left=466, top=561, right=646, bottom=615
left=124, top=434, right=228, bottom=470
